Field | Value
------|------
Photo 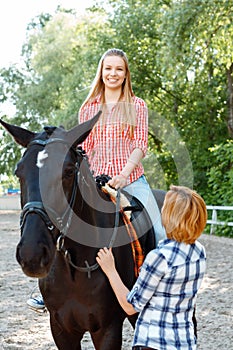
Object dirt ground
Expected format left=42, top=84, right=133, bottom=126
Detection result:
left=0, top=210, right=233, bottom=350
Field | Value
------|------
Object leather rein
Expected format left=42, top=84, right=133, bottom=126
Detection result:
left=20, top=137, right=121, bottom=278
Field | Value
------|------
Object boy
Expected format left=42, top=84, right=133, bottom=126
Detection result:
left=96, top=185, right=207, bottom=350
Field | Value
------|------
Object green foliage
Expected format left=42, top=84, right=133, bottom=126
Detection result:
left=0, top=125, right=23, bottom=175
left=95, top=0, right=232, bottom=196
left=20, top=9, right=108, bottom=127
left=153, top=0, right=232, bottom=195
left=207, top=140, right=233, bottom=205
left=0, top=174, right=20, bottom=192
left=206, top=140, right=233, bottom=237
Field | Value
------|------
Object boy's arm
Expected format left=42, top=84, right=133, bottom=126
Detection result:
left=96, top=247, right=137, bottom=315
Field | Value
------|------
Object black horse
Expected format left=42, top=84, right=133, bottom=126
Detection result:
left=0, top=115, right=166, bottom=350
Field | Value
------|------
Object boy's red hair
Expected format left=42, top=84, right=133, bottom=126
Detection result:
left=162, top=185, right=207, bottom=244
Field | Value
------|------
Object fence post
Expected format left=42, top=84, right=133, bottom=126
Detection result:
left=207, top=205, right=233, bottom=234
left=210, top=209, right=217, bottom=235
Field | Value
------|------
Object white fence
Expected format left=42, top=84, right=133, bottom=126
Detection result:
left=1, top=197, right=233, bottom=235
left=0, top=195, right=20, bottom=210
left=206, top=205, right=233, bottom=234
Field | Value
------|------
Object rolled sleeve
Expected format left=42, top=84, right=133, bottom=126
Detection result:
left=132, top=98, right=148, bottom=157
left=127, top=287, right=143, bottom=312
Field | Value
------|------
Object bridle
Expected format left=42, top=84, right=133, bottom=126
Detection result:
left=20, top=137, right=121, bottom=278
left=20, top=138, right=79, bottom=236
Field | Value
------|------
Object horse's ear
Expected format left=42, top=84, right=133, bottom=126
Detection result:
left=67, top=111, right=102, bottom=148
left=0, top=119, right=36, bottom=147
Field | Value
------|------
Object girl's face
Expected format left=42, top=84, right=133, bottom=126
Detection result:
left=102, top=56, right=126, bottom=91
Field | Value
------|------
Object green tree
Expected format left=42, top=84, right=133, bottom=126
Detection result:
left=206, top=140, right=233, bottom=236
left=97, top=0, right=233, bottom=195
left=157, top=0, right=233, bottom=194
left=19, top=8, right=108, bottom=127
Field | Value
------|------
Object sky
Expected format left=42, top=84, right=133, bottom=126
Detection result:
left=0, top=0, right=93, bottom=68
left=0, top=0, right=93, bottom=117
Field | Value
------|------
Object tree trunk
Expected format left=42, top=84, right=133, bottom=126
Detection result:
left=226, top=63, right=233, bottom=136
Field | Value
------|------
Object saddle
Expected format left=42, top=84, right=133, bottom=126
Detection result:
left=95, top=175, right=155, bottom=276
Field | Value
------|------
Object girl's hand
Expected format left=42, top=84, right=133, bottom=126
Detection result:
left=96, top=247, right=116, bottom=276
left=108, top=174, right=127, bottom=189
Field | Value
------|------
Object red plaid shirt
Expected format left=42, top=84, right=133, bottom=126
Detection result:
left=78, top=95, right=148, bottom=184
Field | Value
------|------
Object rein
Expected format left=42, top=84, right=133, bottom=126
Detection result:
left=20, top=137, right=122, bottom=278
left=108, top=189, right=121, bottom=248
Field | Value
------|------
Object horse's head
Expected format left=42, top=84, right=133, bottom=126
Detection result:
left=0, top=113, right=101, bottom=278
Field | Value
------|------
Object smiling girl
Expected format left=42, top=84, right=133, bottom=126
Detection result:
left=78, top=48, right=166, bottom=245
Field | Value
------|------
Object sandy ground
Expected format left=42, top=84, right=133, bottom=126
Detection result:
left=0, top=210, right=233, bottom=349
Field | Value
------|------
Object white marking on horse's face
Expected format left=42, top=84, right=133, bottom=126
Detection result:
left=36, top=150, right=49, bottom=168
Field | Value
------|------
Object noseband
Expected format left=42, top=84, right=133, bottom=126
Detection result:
left=20, top=201, right=55, bottom=232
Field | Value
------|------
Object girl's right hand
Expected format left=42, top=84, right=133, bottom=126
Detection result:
left=108, top=174, right=127, bottom=189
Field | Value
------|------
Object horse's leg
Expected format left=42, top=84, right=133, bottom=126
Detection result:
left=127, top=313, right=138, bottom=329
left=50, top=314, right=83, bottom=350
left=91, top=321, right=123, bottom=350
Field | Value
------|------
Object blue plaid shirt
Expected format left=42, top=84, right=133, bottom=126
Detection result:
left=127, top=239, right=206, bottom=350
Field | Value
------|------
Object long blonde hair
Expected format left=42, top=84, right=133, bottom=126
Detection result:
left=80, top=48, right=136, bottom=137
left=162, top=185, right=207, bottom=244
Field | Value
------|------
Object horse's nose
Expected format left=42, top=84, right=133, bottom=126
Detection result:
left=39, top=244, right=51, bottom=269
left=16, top=242, right=23, bottom=266
left=16, top=240, right=52, bottom=278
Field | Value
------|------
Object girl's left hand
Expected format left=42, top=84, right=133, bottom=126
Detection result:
left=96, top=247, right=116, bottom=276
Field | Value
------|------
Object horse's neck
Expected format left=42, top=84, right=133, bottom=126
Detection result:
left=76, top=170, right=114, bottom=224
left=64, top=171, right=115, bottom=247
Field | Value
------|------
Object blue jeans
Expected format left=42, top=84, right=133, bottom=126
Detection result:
left=123, top=175, right=166, bottom=247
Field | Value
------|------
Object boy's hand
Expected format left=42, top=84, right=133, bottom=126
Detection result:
left=96, top=247, right=116, bottom=276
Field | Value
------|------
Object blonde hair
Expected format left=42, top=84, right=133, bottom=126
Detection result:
left=162, top=185, right=207, bottom=244
left=80, top=48, right=136, bottom=137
